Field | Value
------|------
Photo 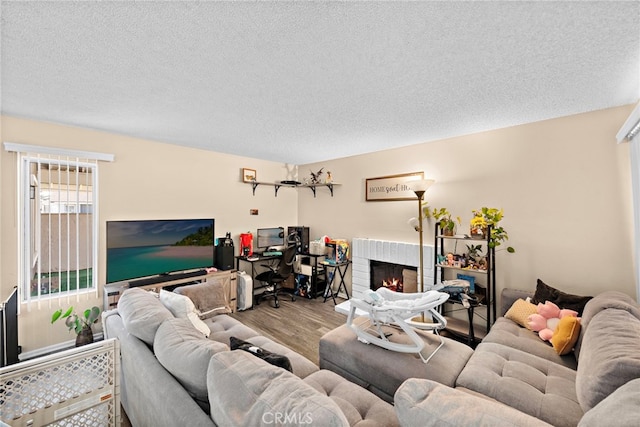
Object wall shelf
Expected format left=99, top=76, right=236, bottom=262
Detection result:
left=246, top=181, right=340, bottom=197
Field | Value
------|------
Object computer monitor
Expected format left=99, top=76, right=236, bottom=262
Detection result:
left=257, top=227, right=285, bottom=249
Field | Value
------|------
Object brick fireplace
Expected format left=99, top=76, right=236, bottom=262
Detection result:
left=351, top=238, right=434, bottom=299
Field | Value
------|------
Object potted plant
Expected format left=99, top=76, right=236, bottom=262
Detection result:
left=466, top=244, right=483, bottom=262
left=427, top=207, right=461, bottom=236
left=470, top=207, right=515, bottom=253
left=51, top=305, right=101, bottom=347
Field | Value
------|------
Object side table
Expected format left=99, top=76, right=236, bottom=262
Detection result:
left=321, top=261, right=351, bottom=304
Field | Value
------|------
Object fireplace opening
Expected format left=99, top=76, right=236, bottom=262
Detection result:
left=370, top=260, right=417, bottom=293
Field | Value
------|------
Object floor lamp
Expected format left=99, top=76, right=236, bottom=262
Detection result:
left=410, top=178, right=434, bottom=324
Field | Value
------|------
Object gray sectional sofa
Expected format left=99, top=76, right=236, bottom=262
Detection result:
left=104, top=281, right=640, bottom=427
left=321, top=288, right=640, bottom=426
left=103, top=286, right=398, bottom=426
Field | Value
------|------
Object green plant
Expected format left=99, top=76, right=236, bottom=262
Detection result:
left=51, top=306, right=101, bottom=334
left=470, top=207, right=515, bottom=253
left=427, top=207, right=461, bottom=233
left=466, top=244, right=483, bottom=260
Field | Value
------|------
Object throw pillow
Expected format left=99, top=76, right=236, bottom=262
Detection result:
left=551, top=316, right=581, bottom=355
left=117, top=288, right=173, bottom=346
left=504, top=298, right=538, bottom=329
left=229, top=336, right=293, bottom=372
left=159, top=290, right=210, bottom=337
left=175, top=279, right=231, bottom=319
left=576, top=309, right=640, bottom=412
left=531, top=279, right=593, bottom=316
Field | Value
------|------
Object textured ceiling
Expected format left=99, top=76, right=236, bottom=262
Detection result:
left=1, top=1, right=639, bottom=165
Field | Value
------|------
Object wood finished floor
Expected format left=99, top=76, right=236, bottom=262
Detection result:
left=230, top=293, right=347, bottom=366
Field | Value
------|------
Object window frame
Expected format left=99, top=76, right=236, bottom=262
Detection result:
left=20, top=155, right=100, bottom=302
left=4, top=142, right=114, bottom=305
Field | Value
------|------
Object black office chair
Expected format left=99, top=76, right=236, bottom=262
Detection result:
left=254, top=243, right=297, bottom=308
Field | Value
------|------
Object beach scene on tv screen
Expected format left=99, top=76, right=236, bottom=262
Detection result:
left=107, top=219, right=214, bottom=283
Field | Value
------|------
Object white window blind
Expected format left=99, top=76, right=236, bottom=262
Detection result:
left=4, top=143, right=114, bottom=308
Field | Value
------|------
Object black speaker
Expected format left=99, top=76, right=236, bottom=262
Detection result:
left=216, top=245, right=234, bottom=270
left=288, top=226, right=310, bottom=254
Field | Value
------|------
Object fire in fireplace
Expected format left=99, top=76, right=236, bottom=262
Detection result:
left=370, top=260, right=417, bottom=293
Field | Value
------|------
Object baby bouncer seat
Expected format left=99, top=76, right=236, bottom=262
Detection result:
left=347, top=287, right=449, bottom=363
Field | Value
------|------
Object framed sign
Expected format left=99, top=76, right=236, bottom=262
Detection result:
left=365, top=172, right=424, bottom=201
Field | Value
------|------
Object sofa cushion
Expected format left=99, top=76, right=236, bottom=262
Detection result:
left=574, top=290, right=640, bottom=360
left=117, top=288, right=173, bottom=346
left=154, top=318, right=229, bottom=409
left=175, top=279, right=231, bottom=319
left=578, top=378, right=640, bottom=427
left=202, top=314, right=263, bottom=347
left=159, top=290, right=210, bottom=337
left=575, top=308, right=640, bottom=412
left=395, top=378, right=553, bottom=427
left=504, top=298, right=538, bottom=329
left=304, top=370, right=399, bottom=426
left=456, top=342, right=582, bottom=427
left=200, top=314, right=319, bottom=379
left=482, top=317, right=577, bottom=369
left=207, top=350, right=349, bottom=427
left=531, top=279, right=592, bottom=316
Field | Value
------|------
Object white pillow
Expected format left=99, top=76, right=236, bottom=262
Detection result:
left=159, top=290, right=210, bottom=337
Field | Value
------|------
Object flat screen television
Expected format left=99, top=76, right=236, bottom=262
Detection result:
left=106, top=219, right=215, bottom=284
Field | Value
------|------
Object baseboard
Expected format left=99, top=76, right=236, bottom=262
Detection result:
left=19, top=332, right=104, bottom=361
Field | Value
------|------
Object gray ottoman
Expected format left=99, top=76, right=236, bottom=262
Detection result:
left=319, top=323, right=473, bottom=403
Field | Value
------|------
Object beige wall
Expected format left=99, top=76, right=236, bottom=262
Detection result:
left=1, top=115, right=298, bottom=353
left=298, top=105, right=637, bottom=301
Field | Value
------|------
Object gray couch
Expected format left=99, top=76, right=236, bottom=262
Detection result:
left=103, top=286, right=398, bottom=427
left=392, top=289, right=640, bottom=426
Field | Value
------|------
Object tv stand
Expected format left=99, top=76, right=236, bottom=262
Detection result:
left=104, top=269, right=237, bottom=312
left=128, top=270, right=208, bottom=287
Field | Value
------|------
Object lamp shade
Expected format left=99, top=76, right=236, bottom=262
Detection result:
left=412, top=179, right=435, bottom=195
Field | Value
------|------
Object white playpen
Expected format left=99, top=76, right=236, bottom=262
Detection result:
left=0, top=338, right=120, bottom=426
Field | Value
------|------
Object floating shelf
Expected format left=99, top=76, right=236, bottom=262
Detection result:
left=246, top=181, right=341, bottom=197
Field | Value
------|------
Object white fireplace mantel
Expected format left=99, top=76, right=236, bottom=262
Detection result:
left=351, top=238, right=434, bottom=299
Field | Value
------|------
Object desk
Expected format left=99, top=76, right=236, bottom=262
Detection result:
left=235, top=254, right=280, bottom=281
left=321, top=261, right=351, bottom=304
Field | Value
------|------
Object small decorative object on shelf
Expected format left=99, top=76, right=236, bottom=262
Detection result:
left=242, top=168, right=257, bottom=183
left=51, top=305, right=101, bottom=347
left=470, top=207, right=515, bottom=253
left=310, top=168, right=324, bottom=184
left=427, top=207, right=461, bottom=236
left=325, top=170, right=333, bottom=183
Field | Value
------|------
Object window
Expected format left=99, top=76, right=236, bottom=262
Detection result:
left=4, top=143, right=114, bottom=304
left=23, top=159, right=97, bottom=300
